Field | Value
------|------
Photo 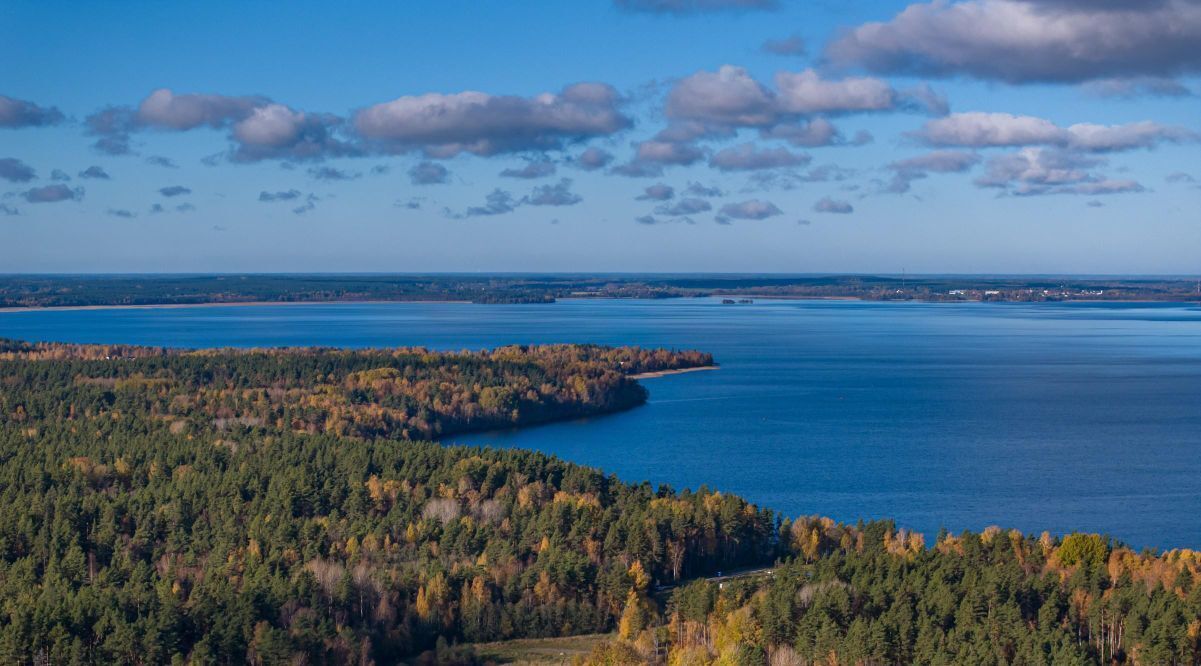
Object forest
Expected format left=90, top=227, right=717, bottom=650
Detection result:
left=0, top=340, right=1197, bottom=664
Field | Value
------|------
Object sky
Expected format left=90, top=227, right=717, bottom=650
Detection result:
left=1, top=0, right=1199, bottom=274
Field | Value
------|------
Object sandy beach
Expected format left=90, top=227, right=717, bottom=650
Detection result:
left=628, top=365, right=719, bottom=379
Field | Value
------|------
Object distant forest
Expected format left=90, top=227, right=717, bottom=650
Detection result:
left=1, top=273, right=1198, bottom=308
left=0, top=341, right=1197, bottom=664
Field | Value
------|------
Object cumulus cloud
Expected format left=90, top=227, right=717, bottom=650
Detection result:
left=709, top=143, right=811, bottom=171
left=0, top=158, right=36, bottom=183
left=107, top=208, right=136, bottom=218
left=1067, top=121, right=1196, bottom=152
left=409, top=161, right=450, bottom=185
left=500, top=159, right=557, bottom=179
left=158, top=185, right=191, bottom=197
left=974, top=147, right=1145, bottom=196
left=146, top=155, right=178, bottom=168
left=718, top=199, right=783, bottom=221
left=308, top=166, right=359, bottom=180
left=0, top=203, right=17, bottom=216
left=775, top=69, right=906, bottom=115
left=259, top=189, right=302, bottom=202
left=665, top=66, right=781, bottom=128
left=886, top=150, right=981, bottom=193
left=610, top=161, right=668, bottom=178
left=78, top=166, right=111, bottom=179
left=462, top=189, right=520, bottom=217
left=92, top=135, right=133, bottom=156
left=22, top=184, right=83, bottom=203
left=0, top=95, right=64, bottom=128
left=826, top=0, right=1201, bottom=83
left=636, top=183, right=675, bottom=200
left=635, top=140, right=707, bottom=165
left=655, top=66, right=939, bottom=170
left=746, top=164, right=858, bottom=191
left=684, top=182, right=723, bottom=197
left=85, top=106, right=138, bottom=154
left=612, top=139, right=705, bottom=177
left=50, top=169, right=71, bottom=182
left=524, top=178, right=583, bottom=206
left=292, top=194, right=319, bottom=215
left=667, top=66, right=943, bottom=131
left=355, top=83, right=630, bottom=157
left=137, top=88, right=264, bottom=130
left=913, top=112, right=1063, bottom=147
left=759, top=118, right=868, bottom=147
left=762, top=34, right=806, bottom=56
left=230, top=104, right=355, bottom=161
left=614, top=0, right=776, bottom=14
left=913, top=112, right=1196, bottom=151
left=573, top=146, right=614, bottom=170
left=1166, top=171, right=1196, bottom=183
left=655, top=197, right=712, bottom=216
left=813, top=197, right=853, bottom=214
left=85, top=88, right=265, bottom=156
left=86, top=89, right=356, bottom=162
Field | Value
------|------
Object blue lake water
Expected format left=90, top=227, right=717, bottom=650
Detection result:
left=2, top=298, right=1199, bottom=549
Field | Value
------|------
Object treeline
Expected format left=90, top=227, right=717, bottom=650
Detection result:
left=0, top=275, right=679, bottom=308
left=0, top=340, right=714, bottom=440
left=4, top=274, right=1196, bottom=310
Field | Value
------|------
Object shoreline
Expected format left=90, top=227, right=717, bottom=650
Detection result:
left=628, top=365, right=719, bottom=380
left=715, top=294, right=1196, bottom=305
left=0, top=299, right=473, bottom=313
left=1, top=296, right=1196, bottom=314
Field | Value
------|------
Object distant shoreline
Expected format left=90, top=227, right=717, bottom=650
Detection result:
left=0, top=299, right=473, bottom=313
left=628, top=365, right=719, bottom=379
left=1, top=295, right=1195, bottom=314
left=710, top=296, right=1191, bottom=306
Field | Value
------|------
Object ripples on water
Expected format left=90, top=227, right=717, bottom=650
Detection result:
left=3, top=298, right=1199, bottom=549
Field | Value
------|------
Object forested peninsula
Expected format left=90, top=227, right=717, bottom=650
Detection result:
left=0, top=341, right=1197, bottom=664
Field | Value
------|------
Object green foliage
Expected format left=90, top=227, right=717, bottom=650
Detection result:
left=644, top=528, right=1201, bottom=665
left=0, top=342, right=758, bottom=664
left=1057, top=533, right=1109, bottom=571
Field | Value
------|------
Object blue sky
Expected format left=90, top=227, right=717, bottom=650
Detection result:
left=2, top=0, right=1199, bottom=273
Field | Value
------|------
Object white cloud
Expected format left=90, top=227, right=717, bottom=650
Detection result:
left=826, top=0, right=1201, bottom=83
left=355, top=83, right=630, bottom=157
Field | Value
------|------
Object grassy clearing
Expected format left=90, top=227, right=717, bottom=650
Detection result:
left=471, top=634, right=612, bottom=664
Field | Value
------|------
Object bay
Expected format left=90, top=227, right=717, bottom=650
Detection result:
left=2, top=297, right=1199, bottom=548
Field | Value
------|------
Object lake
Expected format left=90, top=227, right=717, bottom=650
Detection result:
left=2, top=298, right=1199, bottom=549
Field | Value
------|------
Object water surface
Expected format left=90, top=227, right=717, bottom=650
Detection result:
left=3, top=298, right=1198, bottom=548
